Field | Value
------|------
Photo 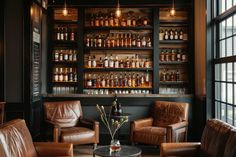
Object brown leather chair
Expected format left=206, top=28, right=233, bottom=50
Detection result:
left=130, top=101, right=189, bottom=145
left=0, top=119, right=73, bottom=157
left=0, top=102, right=5, bottom=124
left=44, top=101, right=99, bottom=148
left=161, top=119, right=235, bottom=157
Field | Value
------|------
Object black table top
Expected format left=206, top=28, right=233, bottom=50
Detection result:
left=93, top=145, right=141, bottom=157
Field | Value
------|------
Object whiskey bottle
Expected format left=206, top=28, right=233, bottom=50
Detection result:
left=131, top=16, right=136, bottom=26
left=64, top=27, right=68, bottom=40
left=174, top=29, right=178, bottom=40
left=54, top=50, right=59, bottom=61
left=70, top=29, right=75, bottom=41
left=87, top=74, right=92, bottom=87
left=114, top=74, right=119, bottom=87
left=144, top=58, right=150, bottom=68
left=126, top=57, right=130, bottom=68
left=179, top=30, right=183, bottom=40
left=136, top=35, right=141, bottom=47
left=128, top=74, right=132, bottom=87
left=54, top=68, right=59, bottom=82
left=141, top=36, right=146, bottom=47
left=111, top=34, right=115, bottom=47
left=86, top=34, right=90, bottom=47
left=124, top=33, right=128, bottom=47
left=59, top=52, right=63, bottom=61
left=69, top=68, right=74, bottom=82
left=127, top=13, right=132, bottom=26
left=159, top=29, right=164, bottom=41
left=119, top=74, right=123, bottom=87
left=162, top=69, right=166, bottom=82
left=171, top=49, right=176, bottom=61
left=124, top=74, right=128, bottom=87
left=109, top=13, right=114, bottom=27
left=73, top=50, right=77, bottom=61
left=114, top=56, right=119, bottom=68
left=135, top=54, right=140, bottom=68
left=60, top=27, right=64, bottom=40
left=59, top=68, right=64, bottom=82
left=104, top=55, right=109, bottom=68
left=106, top=74, right=110, bottom=87
left=97, top=34, right=102, bottom=47
left=92, top=56, right=97, bottom=67
left=176, top=70, right=180, bottom=81
left=164, top=30, right=169, bottom=40
left=136, top=74, right=141, bottom=87
left=169, top=29, right=174, bottom=40
left=99, top=12, right=104, bottom=27
left=109, top=55, right=114, bottom=68
left=165, top=51, right=170, bottom=62
left=183, top=30, right=188, bottom=40
left=146, top=37, right=152, bottom=47
left=120, top=33, right=124, bottom=47
left=96, top=74, right=101, bottom=87
left=145, top=71, right=150, bottom=86
left=131, top=56, right=136, bottom=68
left=69, top=50, right=73, bottom=61
left=132, top=73, right=136, bottom=87
left=177, top=49, right=182, bottom=61
left=101, top=75, right=106, bottom=87
left=166, top=70, right=170, bottom=81
left=140, top=73, right=145, bottom=86
left=64, top=68, right=68, bottom=82
left=114, top=15, right=119, bottom=27
left=90, top=14, right=94, bottom=26
left=95, top=13, right=100, bottom=27
left=160, top=50, right=165, bottom=62
left=182, top=52, right=188, bottom=62
left=136, top=16, right=143, bottom=26
left=73, top=69, right=77, bottom=82
left=87, top=55, right=92, bottom=67
left=170, top=71, right=176, bottom=81
left=121, top=17, right=127, bottom=27
left=64, top=51, right=68, bottom=61
left=98, top=57, right=103, bottom=68
left=127, top=33, right=132, bottom=47
left=104, top=15, right=109, bottom=27
left=56, top=27, right=60, bottom=40
left=132, top=34, right=136, bottom=47
left=143, top=16, right=148, bottom=26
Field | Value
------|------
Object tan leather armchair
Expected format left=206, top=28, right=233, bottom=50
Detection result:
left=161, top=119, right=235, bottom=157
left=0, top=119, right=73, bottom=157
left=130, top=101, right=189, bottom=145
left=44, top=101, right=99, bottom=148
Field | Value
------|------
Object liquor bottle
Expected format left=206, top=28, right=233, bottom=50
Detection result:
left=54, top=50, right=59, bottom=61
left=141, top=36, right=146, bottom=47
left=96, top=74, right=101, bottom=87
left=136, top=35, right=141, bottom=47
left=170, top=72, right=175, bottom=81
left=164, top=30, right=169, bottom=40
left=69, top=68, right=73, bottom=82
left=171, top=49, right=176, bottom=61
left=140, top=58, right=144, bottom=68
left=177, top=49, right=182, bottom=61
left=135, top=54, right=140, bottom=68
left=174, top=29, right=178, bottom=40
left=116, top=34, right=120, bottom=47
left=87, top=55, right=92, bottom=67
left=159, top=29, right=164, bottom=40
left=179, top=30, right=183, bottom=40
left=124, top=74, right=128, bottom=87
left=124, top=33, right=128, bottom=47
left=183, top=30, right=188, bottom=40
left=111, top=33, right=115, bottom=47
left=106, top=74, right=110, bottom=87
left=109, top=13, right=114, bottom=26
left=64, top=68, right=68, bottom=82
left=126, top=57, right=130, bottom=68
left=119, top=59, right=124, bottom=68
left=146, top=37, right=152, bottom=47
left=93, top=35, right=97, bottom=47
left=90, top=35, right=94, bottom=47
left=160, top=50, right=165, bottom=62
left=140, top=73, right=145, bottom=86
left=86, top=34, right=90, bottom=47
left=114, top=56, right=119, bottom=68
left=127, top=13, right=132, bottom=26
left=143, top=17, right=148, bottom=26
left=70, top=29, right=75, bottom=41
left=99, top=12, right=104, bottom=27
left=176, top=70, right=180, bottom=81
left=87, top=74, right=92, bottom=87
left=106, top=34, right=111, bottom=48
left=64, top=27, right=68, bottom=40
left=90, top=14, right=94, bottom=26
left=165, top=50, right=170, bottom=62
left=104, top=15, right=109, bottom=27
left=182, top=52, right=188, bottom=62
left=119, top=73, right=123, bottom=87
left=136, top=74, right=141, bottom=87
left=101, top=75, right=106, bottom=87
left=136, top=16, right=143, bottom=26
left=144, top=58, right=150, bottom=68
left=64, top=51, right=68, bottom=61
left=121, top=17, right=127, bottom=27
left=114, top=74, right=119, bottom=87
left=97, top=34, right=102, bottom=47
left=69, top=50, right=73, bottom=61
left=104, top=55, right=109, bottom=68
left=73, top=69, right=77, bottom=82
left=73, top=50, right=77, bottom=61
left=132, top=73, right=136, bottom=87
left=128, top=74, right=132, bottom=87
left=145, top=71, right=150, bottom=86
left=127, top=33, right=132, bottom=47
left=95, top=13, right=99, bottom=27
left=54, top=68, right=59, bottom=82
left=56, top=27, right=60, bottom=40
left=116, top=100, right=122, bottom=115
left=131, top=15, right=136, bottom=26
left=92, top=56, right=97, bottom=67
left=131, top=56, right=136, bottom=68
left=109, top=55, right=114, bottom=68
left=114, top=15, right=119, bottom=27
left=60, top=27, right=64, bottom=40
left=166, top=70, right=170, bottom=81
left=132, top=34, right=136, bottom=47
left=169, top=29, right=174, bottom=40
left=162, top=69, right=166, bottom=82
left=59, top=68, right=64, bottom=82
left=120, top=34, right=124, bottom=47
left=98, top=57, right=103, bottom=67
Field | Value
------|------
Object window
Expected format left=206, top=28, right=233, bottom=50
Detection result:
left=214, top=0, right=236, bottom=125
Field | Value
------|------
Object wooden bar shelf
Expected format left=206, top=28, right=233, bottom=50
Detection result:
left=83, top=68, right=153, bottom=72
left=84, top=26, right=153, bottom=30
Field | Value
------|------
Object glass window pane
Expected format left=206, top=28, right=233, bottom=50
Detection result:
left=227, top=105, right=233, bottom=124
left=234, top=37, right=236, bottom=55
left=226, top=37, right=233, bottom=56
left=233, top=15, right=236, bottom=35
left=220, top=40, right=226, bottom=57
left=226, top=17, right=233, bottom=37
left=221, top=63, right=226, bottom=81
left=234, top=0, right=236, bottom=5
left=215, top=101, right=220, bottom=119
left=227, top=83, right=233, bottom=104
left=215, top=82, right=221, bottom=100
left=227, top=0, right=233, bottom=10
left=222, top=82, right=226, bottom=102
left=234, top=62, right=236, bottom=82
left=220, top=20, right=226, bottom=39
left=222, top=103, right=226, bottom=121
left=215, top=64, right=220, bottom=81
left=220, top=0, right=226, bottom=13
left=227, top=63, right=233, bottom=81
left=234, top=84, right=236, bottom=104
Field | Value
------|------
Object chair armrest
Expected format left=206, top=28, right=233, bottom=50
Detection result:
left=160, top=142, right=200, bottom=157
left=167, top=121, right=188, bottom=130
left=34, top=142, right=73, bottom=157
left=131, top=117, right=153, bottom=130
left=79, top=117, right=99, bottom=143
left=45, top=120, right=61, bottom=142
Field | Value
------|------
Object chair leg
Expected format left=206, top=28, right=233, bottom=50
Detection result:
left=93, top=143, right=97, bottom=149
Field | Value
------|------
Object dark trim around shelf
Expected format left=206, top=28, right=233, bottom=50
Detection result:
left=159, top=40, right=188, bottom=44
left=84, top=47, right=153, bottom=51
left=83, top=68, right=153, bottom=72
left=84, top=26, right=153, bottom=30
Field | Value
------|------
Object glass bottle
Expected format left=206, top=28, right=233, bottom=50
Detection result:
left=114, top=74, right=119, bottom=87
left=165, top=50, right=170, bottom=62
left=90, top=14, right=94, bottom=26
left=98, top=34, right=102, bottom=47
left=54, top=50, right=59, bottom=61
left=162, top=69, right=166, bottom=82
left=166, top=70, right=170, bottom=81
left=121, top=17, right=127, bottom=27
left=56, top=27, right=60, bottom=40
left=141, top=36, right=146, bottom=47
left=177, top=49, right=182, bottom=61
left=160, top=50, right=165, bottom=62
left=119, top=73, right=123, bottom=87
left=159, top=29, right=164, bottom=40
left=92, top=74, right=96, bottom=87
left=111, top=33, right=115, bottom=47
left=169, top=29, right=174, bottom=40
left=109, top=12, right=114, bottom=27
left=54, top=68, right=59, bottom=82
left=73, top=69, right=77, bottom=82
left=144, top=58, right=150, bottom=68
left=136, top=74, right=141, bottom=87
left=98, top=57, right=103, bottom=68
left=170, top=72, right=175, bottom=81
left=114, top=14, right=119, bottom=27
left=86, top=34, right=90, bottom=47
left=179, top=30, right=183, bottom=40
left=70, top=29, right=75, bottom=41
left=106, top=74, right=110, bottom=87
left=146, top=37, right=152, bottom=47
left=73, top=50, right=77, bottom=61
left=145, top=71, right=150, bottom=87
left=124, top=33, right=128, bottom=47
left=174, top=29, right=178, bottom=40
left=127, top=33, right=132, bottom=47
left=135, top=54, right=140, bottom=68
left=88, top=55, right=92, bottom=68
left=69, top=68, right=73, bottom=82
left=110, top=73, right=114, bottom=87
left=132, top=73, right=136, bottom=87
left=164, top=30, right=169, bottom=40
left=95, top=13, right=100, bottom=27
left=126, top=57, right=130, bottom=68
left=127, top=13, right=132, bottom=26
left=114, top=56, right=119, bottom=68
left=131, top=16, right=136, bottom=26
left=176, top=70, right=180, bottom=81
left=136, top=16, right=143, bottom=26
left=104, top=15, right=109, bottom=27
left=64, top=27, right=68, bottom=40
left=116, top=33, right=120, bottom=47
left=104, top=55, right=109, bottom=68
left=120, top=33, right=124, bottom=47
left=136, top=35, right=141, bottom=47
left=92, top=56, right=97, bottom=68
left=101, top=75, right=106, bottom=87
left=109, top=55, right=114, bottom=68
left=143, top=16, right=148, bottom=26
left=63, top=68, right=68, bottom=82
left=99, top=12, right=104, bottom=27
left=128, top=74, right=132, bottom=87
left=60, top=27, right=64, bottom=40
left=140, top=73, right=145, bottom=86
left=132, top=34, right=136, bottom=47
left=123, top=74, right=128, bottom=87
left=59, top=68, right=64, bottom=82
left=171, top=49, right=176, bottom=61
left=131, top=56, right=136, bottom=68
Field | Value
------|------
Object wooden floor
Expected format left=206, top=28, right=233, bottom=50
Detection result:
left=74, top=145, right=160, bottom=157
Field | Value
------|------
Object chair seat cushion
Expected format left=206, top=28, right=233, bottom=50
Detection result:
left=133, top=126, right=167, bottom=145
left=61, top=127, right=95, bottom=144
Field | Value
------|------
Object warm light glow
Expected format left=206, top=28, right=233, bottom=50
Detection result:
left=170, top=8, right=175, bottom=16
left=62, top=8, right=68, bottom=16
left=115, top=8, right=121, bottom=18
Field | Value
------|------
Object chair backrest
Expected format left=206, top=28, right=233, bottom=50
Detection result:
left=223, top=129, right=236, bottom=157
left=200, top=119, right=234, bottom=157
left=0, top=102, right=5, bottom=124
left=152, top=101, right=189, bottom=127
left=0, top=119, right=37, bottom=157
left=44, top=101, right=82, bottom=127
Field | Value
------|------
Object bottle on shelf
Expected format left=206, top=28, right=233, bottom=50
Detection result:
left=104, top=15, right=109, bottom=27
left=169, top=29, right=174, bottom=40
left=56, top=27, right=60, bottom=40
left=54, top=67, right=59, bottom=82
left=177, top=49, right=182, bottom=61
left=132, top=34, right=136, bottom=47
left=59, top=68, right=64, bottom=82
left=179, top=30, right=183, bottom=40
left=171, top=49, right=176, bottom=61
left=160, top=50, right=165, bottom=62
left=174, top=29, right=178, bottom=40
left=95, top=13, right=100, bottom=27
left=159, top=29, right=164, bottom=41
left=63, top=68, right=69, bottom=82
left=70, top=29, right=75, bottom=41
left=60, top=27, right=64, bottom=40
left=64, top=27, right=68, bottom=40
left=87, top=74, right=92, bottom=87
left=114, top=56, right=119, bottom=68
left=145, top=71, right=150, bottom=87
left=99, top=12, right=104, bottom=27
left=87, top=55, right=92, bottom=67
left=109, top=55, right=114, bottom=68
left=176, top=70, right=180, bottom=81
left=127, top=13, right=132, bottom=26
left=90, top=14, right=94, bottom=26
left=164, top=30, right=169, bottom=40
left=136, top=35, right=141, bottom=47
left=141, top=36, right=146, bottom=47
left=131, top=15, right=136, bottom=26
left=109, top=12, right=114, bottom=27
left=104, top=55, right=109, bottom=68
left=92, top=56, right=97, bottom=67
left=136, top=16, right=143, bottom=26
left=54, top=50, right=59, bottom=61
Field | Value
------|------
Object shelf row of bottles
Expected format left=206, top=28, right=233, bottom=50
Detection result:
left=84, top=72, right=151, bottom=88
left=89, top=12, right=150, bottom=27
left=86, top=54, right=151, bottom=68
left=53, top=86, right=78, bottom=94
left=159, top=69, right=182, bottom=82
left=159, top=29, right=188, bottom=41
left=53, top=67, right=77, bottom=82
left=84, top=89, right=151, bottom=95
left=55, top=26, right=76, bottom=41
left=159, top=87, right=188, bottom=95
left=53, top=49, right=78, bottom=62
left=160, top=49, right=188, bottom=62
left=85, top=33, right=152, bottom=48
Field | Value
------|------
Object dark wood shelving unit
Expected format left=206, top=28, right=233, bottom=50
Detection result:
left=84, top=68, right=153, bottom=72
left=159, top=61, right=188, bottom=65
left=84, top=47, right=153, bottom=51
left=53, top=40, right=78, bottom=44
left=84, top=26, right=153, bottom=30
left=159, top=40, right=188, bottom=44
left=84, top=87, right=152, bottom=90
left=159, top=81, right=188, bottom=85
left=54, top=20, right=78, bottom=24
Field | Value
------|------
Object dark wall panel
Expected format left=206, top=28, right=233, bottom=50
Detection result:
left=5, top=0, right=23, bottom=102
left=0, top=0, right=4, bottom=101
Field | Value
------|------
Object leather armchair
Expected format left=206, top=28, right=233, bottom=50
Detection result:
left=130, top=101, right=189, bottom=145
left=44, top=101, right=99, bottom=147
left=161, top=119, right=235, bottom=157
left=0, top=119, right=73, bottom=157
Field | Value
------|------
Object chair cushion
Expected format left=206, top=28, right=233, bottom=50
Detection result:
left=61, top=127, right=95, bottom=144
left=44, top=101, right=82, bottom=127
left=223, top=129, right=236, bottom=157
left=0, top=119, right=37, bottom=157
left=200, top=119, right=234, bottom=157
left=133, top=126, right=167, bottom=145
left=152, top=101, right=189, bottom=127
